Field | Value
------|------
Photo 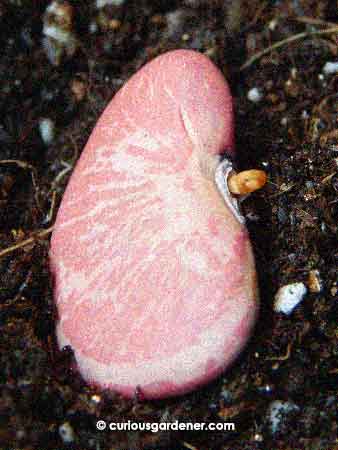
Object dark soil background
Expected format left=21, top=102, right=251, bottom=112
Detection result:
left=0, top=1, right=337, bottom=449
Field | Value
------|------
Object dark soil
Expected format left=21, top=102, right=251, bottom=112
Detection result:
left=0, top=1, right=337, bottom=449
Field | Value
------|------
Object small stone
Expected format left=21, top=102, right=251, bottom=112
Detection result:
left=247, top=87, right=263, bottom=103
left=96, top=0, right=124, bottom=7
left=165, top=9, right=188, bottom=38
left=220, top=388, right=232, bottom=403
left=284, top=78, right=299, bottom=97
left=268, top=400, right=300, bottom=434
left=307, top=270, right=322, bottom=293
left=245, top=212, right=260, bottom=222
left=261, top=384, right=273, bottom=393
left=322, top=61, right=338, bottom=75
left=89, top=21, right=98, bottom=33
left=39, top=118, right=55, bottom=145
left=59, top=422, right=75, bottom=443
left=268, top=19, right=278, bottom=31
left=209, top=402, right=218, bottom=411
left=109, top=18, right=121, bottom=30
left=277, top=207, right=287, bottom=224
left=91, top=394, right=101, bottom=404
left=325, top=395, right=336, bottom=407
left=288, top=253, right=297, bottom=263
left=274, top=282, right=307, bottom=315
left=70, top=78, right=87, bottom=102
left=290, top=67, right=297, bottom=79
left=42, top=1, right=78, bottom=66
left=253, top=432, right=263, bottom=441
left=16, top=429, right=26, bottom=440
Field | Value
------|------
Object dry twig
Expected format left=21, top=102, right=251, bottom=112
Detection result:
left=240, top=26, right=338, bottom=71
left=294, top=16, right=337, bottom=29
left=0, top=226, right=53, bottom=259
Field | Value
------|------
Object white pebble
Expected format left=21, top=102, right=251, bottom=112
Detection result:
left=322, top=61, right=338, bottom=75
left=39, top=118, right=55, bottom=145
left=274, top=282, right=307, bottom=315
left=254, top=432, right=263, bottom=441
left=46, top=1, right=66, bottom=16
left=42, top=1, right=77, bottom=65
left=43, top=23, right=70, bottom=44
left=268, top=400, right=299, bottom=434
left=96, top=0, right=124, bottom=7
left=247, top=87, right=263, bottom=103
left=16, top=429, right=26, bottom=440
left=290, top=67, right=297, bottom=79
left=59, top=422, right=75, bottom=443
left=220, top=389, right=232, bottom=402
left=165, top=10, right=186, bottom=37
left=268, top=19, right=278, bottom=31
left=91, top=394, right=101, bottom=404
left=89, top=21, right=98, bottom=33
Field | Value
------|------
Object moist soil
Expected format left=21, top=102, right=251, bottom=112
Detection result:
left=0, top=1, right=337, bottom=449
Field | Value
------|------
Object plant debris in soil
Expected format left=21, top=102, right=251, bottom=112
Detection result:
left=0, top=1, right=337, bottom=449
